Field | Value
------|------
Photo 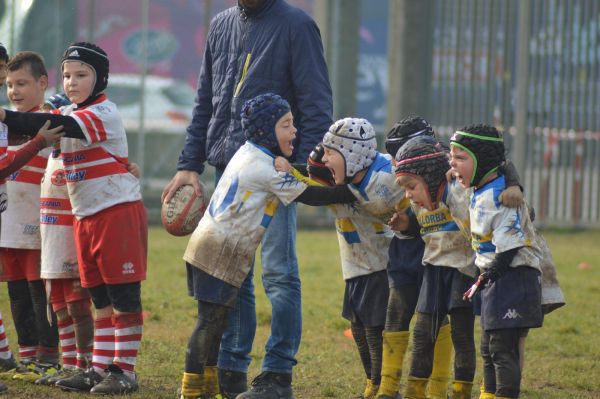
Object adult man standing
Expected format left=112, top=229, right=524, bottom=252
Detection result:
left=162, top=1, right=332, bottom=398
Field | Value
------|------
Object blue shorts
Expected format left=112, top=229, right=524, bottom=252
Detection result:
left=342, top=270, right=389, bottom=327
left=387, top=236, right=425, bottom=288
left=186, top=263, right=238, bottom=307
left=480, top=266, right=543, bottom=331
left=416, top=264, right=475, bottom=315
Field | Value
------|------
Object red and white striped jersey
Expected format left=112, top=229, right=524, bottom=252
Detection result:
left=0, top=123, right=8, bottom=214
left=58, top=95, right=141, bottom=218
left=40, top=155, right=79, bottom=279
left=0, top=108, right=50, bottom=249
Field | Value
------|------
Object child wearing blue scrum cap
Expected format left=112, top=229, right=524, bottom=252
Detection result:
left=180, top=93, right=354, bottom=399
left=449, top=125, right=543, bottom=399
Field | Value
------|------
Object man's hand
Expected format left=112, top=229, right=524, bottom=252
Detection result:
left=388, top=211, right=409, bottom=232
left=38, top=120, right=65, bottom=147
left=499, top=185, right=524, bottom=208
left=274, top=157, right=292, bottom=173
left=162, top=170, right=201, bottom=203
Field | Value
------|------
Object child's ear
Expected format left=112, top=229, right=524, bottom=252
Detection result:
left=39, top=75, right=48, bottom=90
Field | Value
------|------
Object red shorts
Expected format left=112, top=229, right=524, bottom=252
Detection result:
left=74, top=201, right=147, bottom=288
left=0, top=248, right=41, bottom=282
left=47, top=278, right=90, bottom=312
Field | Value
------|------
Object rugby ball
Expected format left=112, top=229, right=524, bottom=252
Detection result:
left=161, top=182, right=208, bottom=236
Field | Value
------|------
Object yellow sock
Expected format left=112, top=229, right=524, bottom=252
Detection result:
left=181, top=372, right=204, bottom=399
left=451, top=380, right=473, bottom=399
left=479, top=392, right=495, bottom=399
left=427, top=323, right=452, bottom=399
left=376, top=331, right=409, bottom=397
left=363, top=378, right=379, bottom=399
left=204, top=366, right=219, bottom=396
left=405, top=376, right=428, bottom=399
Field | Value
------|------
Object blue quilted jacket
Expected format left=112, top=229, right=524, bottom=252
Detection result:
left=177, top=0, right=333, bottom=173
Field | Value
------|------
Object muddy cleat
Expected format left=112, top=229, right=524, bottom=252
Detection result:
left=12, top=361, right=60, bottom=383
left=218, top=369, right=247, bottom=399
left=35, top=366, right=78, bottom=385
left=90, top=364, right=139, bottom=395
left=0, top=359, right=32, bottom=379
left=56, top=367, right=103, bottom=392
left=0, top=356, right=17, bottom=373
left=0, top=382, right=7, bottom=394
left=236, top=372, right=293, bottom=399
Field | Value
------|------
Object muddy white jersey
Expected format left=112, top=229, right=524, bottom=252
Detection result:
left=470, top=176, right=541, bottom=271
left=184, top=142, right=307, bottom=287
left=0, top=131, right=50, bottom=249
left=347, top=153, right=412, bottom=240
left=329, top=202, right=392, bottom=280
left=414, top=180, right=476, bottom=277
left=58, top=95, right=141, bottom=218
left=39, top=155, right=79, bottom=278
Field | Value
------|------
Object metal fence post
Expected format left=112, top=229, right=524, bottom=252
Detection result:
left=514, top=0, right=531, bottom=173
left=386, top=0, right=434, bottom=131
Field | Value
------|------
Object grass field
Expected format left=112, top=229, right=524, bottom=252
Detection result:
left=0, top=227, right=599, bottom=398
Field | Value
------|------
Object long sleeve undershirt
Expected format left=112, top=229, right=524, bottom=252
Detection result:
left=3, top=110, right=86, bottom=140
left=0, top=135, right=47, bottom=179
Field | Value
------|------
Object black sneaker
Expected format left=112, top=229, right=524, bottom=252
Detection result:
left=35, top=366, right=78, bottom=385
left=0, top=356, right=17, bottom=373
left=56, top=367, right=103, bottom=392
left=218, top=369, right=247, bottom=398
left=90, top=364, right=138, bottom=395
left=236, top=372, right=293, bottom=399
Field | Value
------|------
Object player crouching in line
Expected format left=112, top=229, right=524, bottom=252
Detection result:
left=394, top=136, right=478, bottom=399
left=450, top=126, right=542, bottom=399
left=179, top=93, right=358, bottom=399
left=394, top=133, right=526, bottom=399
left=0, top=42, right=147, bottom=395
left=294, top=140, right=391, bottom=399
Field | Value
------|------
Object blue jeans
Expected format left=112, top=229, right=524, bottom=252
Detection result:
left=214, top=169, right=302, bottom=374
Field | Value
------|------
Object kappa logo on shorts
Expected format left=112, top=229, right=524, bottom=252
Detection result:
left=502, top=308, right=522, bottom=320
left=122, top=262, right=135, bottom=275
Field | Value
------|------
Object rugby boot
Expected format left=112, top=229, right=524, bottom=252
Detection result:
left=218, top=368, right=247, bottom=399
left=451, top=381, right=473, bottom=399
left=56, top=367, right=103, bottom=392
left=90, top=364, right=138, bottom=395
left=404, top=376, right=428, bottom=399
left=0, top=356, right=17, bottom=373
left=35, top=366, right=78, bottom=385
left=236, top=371, right=293, bottom=399
left=12, top=361, right=60, bottom=383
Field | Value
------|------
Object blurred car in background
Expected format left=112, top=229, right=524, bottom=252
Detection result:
left=105, top=74, right=196, bottom=133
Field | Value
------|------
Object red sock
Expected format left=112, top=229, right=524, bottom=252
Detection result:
left=18, top=345, right=36, bottom=363
left=58, top=316, right=77, bottom=369
left=77, top=346, right=93, bottom=370
left=0, top=312, right=12, bottom=360
left=113, top=312, right=143, bottom=378
left=92, top=317, right=115, bottom=376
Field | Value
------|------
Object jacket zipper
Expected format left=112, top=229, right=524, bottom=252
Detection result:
left=234, top=9, right=251, bottom=98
